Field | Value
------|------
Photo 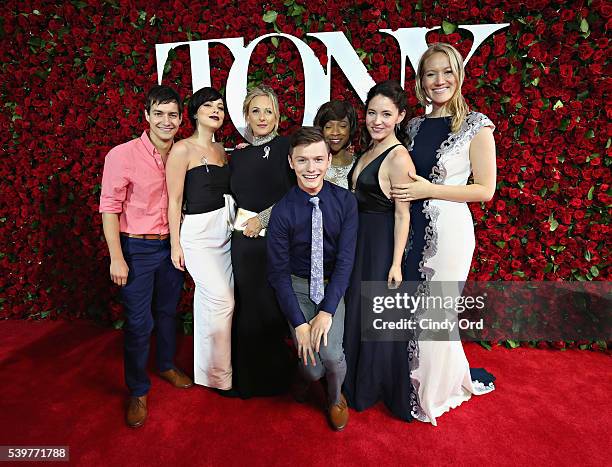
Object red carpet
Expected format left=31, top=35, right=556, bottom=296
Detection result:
left=0, top=320, right=609, bottom=466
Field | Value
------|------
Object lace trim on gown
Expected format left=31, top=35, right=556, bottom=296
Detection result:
left=406, top=116, right=427, bottom=420
left=405, top=112, right=496, bottom=423
left=410, top=112, right=495, bottom=281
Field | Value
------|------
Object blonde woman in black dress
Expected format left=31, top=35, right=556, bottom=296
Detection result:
left=229, top=85, right=296, bottom=398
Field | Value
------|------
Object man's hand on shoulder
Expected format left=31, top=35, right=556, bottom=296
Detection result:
left=310, top=310, right=332, bottom=353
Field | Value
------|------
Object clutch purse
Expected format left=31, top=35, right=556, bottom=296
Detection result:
left=233, top=208, right=266, bottom=237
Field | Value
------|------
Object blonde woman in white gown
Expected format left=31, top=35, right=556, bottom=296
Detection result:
left=391, top=43, right=497, bottom=425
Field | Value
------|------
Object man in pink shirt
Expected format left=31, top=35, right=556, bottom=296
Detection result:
left=100, top=85, right=193, bottom=428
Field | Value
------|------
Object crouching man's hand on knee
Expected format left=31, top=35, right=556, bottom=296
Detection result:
left=295, top=323, right=316, bottom=367
left=309, top=311, right=332, bottom=353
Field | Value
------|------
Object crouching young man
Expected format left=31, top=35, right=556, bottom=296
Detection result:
left=267, top=127, right=357, bottom=430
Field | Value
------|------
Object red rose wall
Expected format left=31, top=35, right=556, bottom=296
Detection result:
left=1, top=1, right=609, bottom=348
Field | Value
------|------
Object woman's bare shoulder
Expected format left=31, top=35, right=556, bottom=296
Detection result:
left=388, top=145, right=412, bottom=166
left=212, top=141, right=226, bottom=152
left=170, top=138, right=193, bottom=155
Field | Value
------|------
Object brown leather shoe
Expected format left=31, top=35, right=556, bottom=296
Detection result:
left=159, top=368, right=193, bottom=388
left=126, top=395, right=147, bottom=428
left=328, top=394, right=349, bottom=431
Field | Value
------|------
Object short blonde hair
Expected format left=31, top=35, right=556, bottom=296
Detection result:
left=415, top=43, right=469, bottom=133
left=242, top=84, right=280, bottom=134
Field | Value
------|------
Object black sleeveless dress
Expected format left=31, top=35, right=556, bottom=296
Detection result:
left=343, top=144, right=415, bottom=421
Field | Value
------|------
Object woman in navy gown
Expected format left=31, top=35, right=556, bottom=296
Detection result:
left=343, top=81, right=417, bottom=421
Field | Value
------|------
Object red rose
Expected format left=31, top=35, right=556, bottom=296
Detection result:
left=519, top=33, right=535, bottom=48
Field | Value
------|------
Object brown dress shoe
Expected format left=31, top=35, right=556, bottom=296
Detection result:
left=159, top=368, right=193, bottom=388
left=328, top=394, right=349, bottom=431
left=126, top=395, right=147, bottom=428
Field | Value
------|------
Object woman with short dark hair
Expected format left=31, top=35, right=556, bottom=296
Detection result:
left=313, top=100, right=358, bottom=189
left=166, top=86, right=235, bottom=390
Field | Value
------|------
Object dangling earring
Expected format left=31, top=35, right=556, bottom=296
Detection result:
left=395, top=123, right=400, bottom=132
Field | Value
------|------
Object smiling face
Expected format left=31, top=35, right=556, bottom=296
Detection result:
left=322, top=117, right=350, bottom=154
left=196, top=98, right=225, bottom=130
left=365, top=94, right=405, bottom=143
left=289, top=140, right=331, bottom=195
left=421, top=52, right=458, bottom=111
left=246, top=95, right=278, bottom=137
left=145, top=101, right=182, bottom=144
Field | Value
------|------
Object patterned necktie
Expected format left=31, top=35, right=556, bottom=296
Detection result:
left=309, top=196, right=324, bottom=305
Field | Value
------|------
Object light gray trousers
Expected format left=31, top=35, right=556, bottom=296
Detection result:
left=289, top=275, right=346, bottom=405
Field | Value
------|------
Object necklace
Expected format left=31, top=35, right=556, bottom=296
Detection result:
left=200, top=156, right=210, bottom=173
left=325, top=155, right=355, bottom=189
left=251, top=132, right=276, bottom=159
left=252, top=132, right=277, bottom=147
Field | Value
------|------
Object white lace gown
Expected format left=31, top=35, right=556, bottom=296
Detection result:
left=405, top=112, right=496, bottom=426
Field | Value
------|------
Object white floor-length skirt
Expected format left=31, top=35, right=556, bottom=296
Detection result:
left=180, top=196, right=235, bottom=389
left=413, top=201, right=494, bottom=426
left=406, top=112, right=497, bottom=426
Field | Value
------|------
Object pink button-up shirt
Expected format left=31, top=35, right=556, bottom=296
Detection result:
left=99, top=131, right=169, bottom=234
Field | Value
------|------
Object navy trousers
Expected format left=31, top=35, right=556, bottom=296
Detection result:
left=120, top=236, right=184, bottom=396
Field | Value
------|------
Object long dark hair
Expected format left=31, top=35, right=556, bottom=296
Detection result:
left=360, top=80, right=410, bottom=149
